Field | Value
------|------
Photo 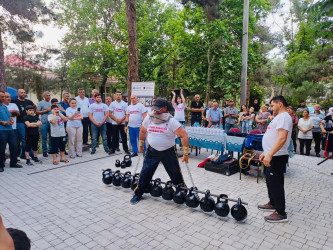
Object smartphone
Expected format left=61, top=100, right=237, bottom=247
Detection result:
left=78, top=107, right=81, bottom=112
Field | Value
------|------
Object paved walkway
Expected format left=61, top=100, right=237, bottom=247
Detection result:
left=0, top=148, right=332, bottom=250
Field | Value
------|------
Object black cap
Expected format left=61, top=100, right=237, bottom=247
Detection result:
left=151, top=98, right=174, bottom=112
left=26, top=105, right=34, bottom=110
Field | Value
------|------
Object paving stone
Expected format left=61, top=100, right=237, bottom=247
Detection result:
left=0, top=150, right=332, bottom=249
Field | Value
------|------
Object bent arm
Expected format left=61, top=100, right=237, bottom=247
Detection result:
left=174, top=126, right=189, bottom=147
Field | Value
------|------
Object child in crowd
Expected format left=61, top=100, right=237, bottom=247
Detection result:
left=240, top=108, right=250, bottom=133
left=23, top=105, right=42, bottom=165
left=48, top=105, right=68, bottom=165
left=51, top=98, right=58, bottom=106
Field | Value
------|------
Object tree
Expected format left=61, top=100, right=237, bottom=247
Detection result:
left=126, top=0, right=139, bottom=100
left=0, top=0, right=51, bottom=91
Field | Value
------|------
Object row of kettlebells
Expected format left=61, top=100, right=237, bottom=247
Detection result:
left=102, top=169, right=247, bottom=221
left=115, top=155, right=132, bottom=168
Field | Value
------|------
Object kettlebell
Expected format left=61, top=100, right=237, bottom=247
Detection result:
left=214, top=194, right=230, bottom=217
left=131, top=173, right=140, bottom=191
left=112, top=170, right=123, bottom=186
left=162, top=181, right=174, bottom=200
left=173, top=184, right=187, bottom=204
left=124, top=155, right=132, bottom=167
left=185, top=187, right=200, bottom=208
left=150, top=178, right=163, bottom=197
left=121, top=171, right=132, bottom=189
left=200, top=190, right=215, bottom=212
left=144, top=180, right=154, bottom=193
left=115, top=159, right=121, bottom=168
left=120, top=161, right=127, bottom=169
left=102, top=169, right=113, bottom=185
left=231, top=198, right=247, bottom=221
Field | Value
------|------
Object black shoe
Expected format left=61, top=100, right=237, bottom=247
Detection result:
left=43, top=152, right=48, bottom=157
left=125, top=151, right=130, bottom=155
left=90, top=151, right=96, bottom=155
left=0, top=167, right=4, bottom=172
left=316, top=153, right=320, bottom=157
left=130, top=153, right=138, bottom=157
left=105, top=149, right=110, bottom=154
left=116, top=147, right=120, bottom=152
left=108, top=150, right=115, bottom=155
left=26, top=161, right=34, bottom=166
left=130, top=194, right=142, bottom=205
left=65, top=151, right=68, bottom=155
left=10, top=164, right=23, bottom=168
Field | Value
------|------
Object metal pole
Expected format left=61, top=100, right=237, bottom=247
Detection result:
left=240, top=0, right=249, bottom=106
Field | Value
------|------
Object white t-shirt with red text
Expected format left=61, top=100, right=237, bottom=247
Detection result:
left=262, top=111, right=292, bottom=156
left=89, top=103, right=108, bottom=124
left=126, top=103, right=146, bottom=128
left=173, top=103, right=187, bottom=122
left=142, top=116, right=181, bottom=151
left=109, top=100, right=128, bottom=125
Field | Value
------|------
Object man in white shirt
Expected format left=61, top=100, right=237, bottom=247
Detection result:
left=88, top=93, right=109, bottom=154
left=125, top=94, right=147, bottom=157
left=75, top=88, right=90, bottom=145
left=130, top=98, right=189, bottom=205
left=258, top=96, right=292, bottom=223
left=109, top=91, right=129, bottom=154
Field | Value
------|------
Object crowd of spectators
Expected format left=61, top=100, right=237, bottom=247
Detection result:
left=1, top=89, right=333, bottom=173
left=0, top=88, right=149, bottom=172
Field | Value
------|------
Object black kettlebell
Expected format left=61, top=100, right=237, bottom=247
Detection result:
left=131, top=173, right=140, bottom=191
left=112, top=170, right=123, bottom=186
left=200, top=190, right=215, bottom=212
left=121, top=171, right=132, bottom=189
left=162, top=181, right=174, bottom=200
left=185, top=187, right=200, bottom=208
left=124, top=155, right=132, bottom=167
left=214, top=194, right=230, bottom=217
left=231, top=198, right=247, bottom=221
left=150, top=178, right=163, bottom=197
left=102, top=169, right=113, bottom=185
left=120, top=161, right=127, bottom=169
left=173, top=184, right=187, bottom=204
left=144, top=180, right=154, bottom=193
left=115, top=159, right=121, bottom=168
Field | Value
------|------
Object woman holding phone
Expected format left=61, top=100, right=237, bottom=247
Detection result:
left=66, top=98, right=84, bottom=158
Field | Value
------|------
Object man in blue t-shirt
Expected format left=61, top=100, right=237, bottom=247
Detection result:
left=0, top=91, right=23, bottom=172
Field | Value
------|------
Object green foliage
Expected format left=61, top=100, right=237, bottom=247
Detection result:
left=249, top=83, right=265, bottom=106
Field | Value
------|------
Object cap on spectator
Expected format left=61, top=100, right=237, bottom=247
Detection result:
left=26, top=105, right=34, bottom=111
left=151, top=98, right=174, bottom=112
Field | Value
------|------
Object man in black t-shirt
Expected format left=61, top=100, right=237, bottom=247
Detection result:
left=190, top=94, right=204, bottom=126
left=23, top=105, right=42, bottom=165
left=12, top=89, right=34, bottom=159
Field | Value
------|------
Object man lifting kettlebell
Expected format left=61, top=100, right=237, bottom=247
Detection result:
left=130, top=98, right=189, bottom=204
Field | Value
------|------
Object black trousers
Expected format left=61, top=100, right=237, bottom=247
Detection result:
left=82, top=117, right=90, bottom=144
left=106, top=123, right=113, bottom=149
left=135, top=146, right=185, bottom=196
left=291, top=131, right=297, bottom=152
left=111, top=124, right=128, bottom=152
left=299, top=138, right=312, bottom=155
left=266, top=155, right=288, bottom=216
left=191, top=116, right=202, bottom=126
left=312, top=132, right=321, bottom=154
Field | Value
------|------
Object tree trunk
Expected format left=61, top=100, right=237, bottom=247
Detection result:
left=205, top=48, right=215, bottom=105
left=0, top=28, right=7, bottom=92
left=246, top=79, right=250, bottom=106
left=126, top=0, right=139, bottom=103
left=100, top=74, right=108, bottom=101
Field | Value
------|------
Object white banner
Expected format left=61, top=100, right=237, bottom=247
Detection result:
left=131, top=82, right=155, bottom=107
